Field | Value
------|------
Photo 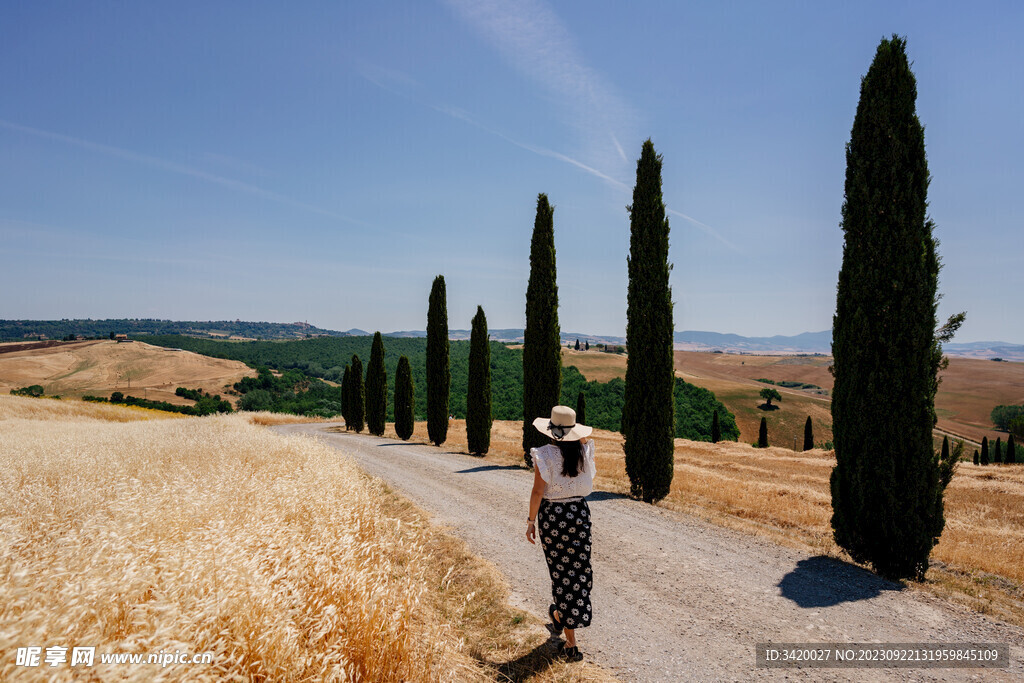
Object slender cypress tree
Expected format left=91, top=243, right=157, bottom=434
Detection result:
left=467, top=306, right=492, bottom=455
left=758, top=417, right=768, bottom=449
left=973, top=450, right=979, bottom=466
left=522, top=193, right=561, bottom=465
left=349, top=354, right=365, bottom=433
left=394, top=355, right=415, bottom=441
left=341, top=364, right=351, bottom=430
left=711, top=410, right=721, bottom=444
left=803, top=416, right=814, bottom=451
left=426, top=275, right=450, bottom=446
left=576, top=391, right=587, bottom=427
left=980, top=437, right=990, bottom=465
left=994, top=437, right=1003, bottom=464
left=622, top=140, right=675, bottom=503
left=365, top=332, right=387, bottom=436
left=1007, top=434, right=1017, bottom=464
left=941, top=436, right=950, bottom=466
left=830, top=36, right=952, bottom=580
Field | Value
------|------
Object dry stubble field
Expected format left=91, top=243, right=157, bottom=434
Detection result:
left=0, top=396, right=607, bottom=682
left=563, top=347, right=1024, bottom=446
left=0, top=340, right=255, bottom=407
left=391, top=417, right=1024, bottom=628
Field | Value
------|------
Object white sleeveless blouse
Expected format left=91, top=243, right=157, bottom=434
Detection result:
left=531, top=441, right=596, bottom=500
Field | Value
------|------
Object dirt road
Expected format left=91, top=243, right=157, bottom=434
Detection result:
left=274, top=424, right=1024, bottom=681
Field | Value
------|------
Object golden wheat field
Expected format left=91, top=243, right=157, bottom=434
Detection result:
left=0, top=397, right=608, bottom=682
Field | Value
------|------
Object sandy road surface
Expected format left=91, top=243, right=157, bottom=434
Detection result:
left=274, top=424, right=1024, bottom=681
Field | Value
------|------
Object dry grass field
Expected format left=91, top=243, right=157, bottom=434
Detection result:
left=420, top=418, right=1024, bottom=629
left=0, top=340, right=254, bottom=406
left=0, top=397, right=608, bottom=682
left=562, top=348, right=1024, bottom=446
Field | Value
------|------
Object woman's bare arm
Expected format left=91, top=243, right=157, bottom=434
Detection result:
left=526, top=466, right=545, bottom=544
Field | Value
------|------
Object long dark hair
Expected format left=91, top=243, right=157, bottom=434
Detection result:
left=554, top=439, right=586, bottom=477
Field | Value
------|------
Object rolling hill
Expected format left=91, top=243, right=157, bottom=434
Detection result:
left=0, top=339, right=255, bottom=405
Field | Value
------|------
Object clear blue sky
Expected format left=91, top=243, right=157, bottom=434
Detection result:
left=1, top=1, right=1021, bottom=342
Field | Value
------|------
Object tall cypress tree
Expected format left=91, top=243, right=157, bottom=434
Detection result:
left=426, top=275, right=450, bottom=446
left=365, top=332, right=387, bottom=436
left=980, top=437, right=990, bottom=465
left=1006, top=434, right=1017, bottom=464
left=394, top=355, right=415, bottom=441
left=467, top=306, right=492, bottom=455
left=711, top=410, right=721, bottom=444
left=758, top=417, right=768, bottom=449
left=803, top=416, right=814, bottom=451
left=830, top=36, right=953, bottom=580
left=622, top=140, right=675, bottom=503
left=341, top=364, right=351, bottom=430
left=349, top=354, right=365, bottom=433
left=940, top=436, right=950, bottom=466
left=522, top=193, right=561, bottom=465
left=973, top=450, right=979, bottom=466
left=576, top=391, right=587, bottom=428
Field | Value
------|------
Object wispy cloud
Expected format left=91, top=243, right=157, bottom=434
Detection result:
left=0, top=119, right=364, bottom=225
left=358, top=63, right=628, bottom=189
left=667, top=209, right=741, bottom=253
left=442, top=0, right=636, bottom=183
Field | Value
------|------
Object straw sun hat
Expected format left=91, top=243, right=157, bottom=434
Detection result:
left=532, top=405, right=593, bottom=442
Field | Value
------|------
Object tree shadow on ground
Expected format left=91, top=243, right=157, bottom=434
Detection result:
left=587, top=490, right=630, bottom=502
left=482, top=635, right=564, bottom=683
left=454, top=464, right=524, bottom=474
left=778, top=555, right=903, bottom=608
left=375, top=441, right=427, bottom=447
left=758, top=403, right=781, bottom=411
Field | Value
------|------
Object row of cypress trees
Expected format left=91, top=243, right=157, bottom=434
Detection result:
left=347, top=36, right=968, bottom=584
left=423, top=276, right=493, bottom=454
left=974, top=435, right=1019, bottom=465
left=517, top=141, right=677, bottom=503
left=339, top=332, right=417, bottom=442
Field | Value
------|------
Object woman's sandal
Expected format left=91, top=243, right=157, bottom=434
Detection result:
left=546, top=604, right=563, bottom=635
left=557, top=642, right=583, bottom=662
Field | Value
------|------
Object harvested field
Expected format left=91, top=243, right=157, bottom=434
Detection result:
left=0, top=339, right=254, bottom=406
left=562, top=348, right=1024, bottom=446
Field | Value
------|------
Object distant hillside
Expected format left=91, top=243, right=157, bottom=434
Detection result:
left=674, top=330, right=833, bottom=354
left=0, top=319, right=348, bottom=341
left=674, top=330, right=1024, bottom=360
left=7, top=320, right=1017, bottom=360
left=384, top=329, right=623, bottom=345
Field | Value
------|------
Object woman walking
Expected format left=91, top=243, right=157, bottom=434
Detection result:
left=525, top=405, right=595, bottom=662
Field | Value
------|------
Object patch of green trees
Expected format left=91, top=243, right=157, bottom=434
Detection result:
left=142, top=333, right=737, bottom=441
left=235, top=367, right=343, bottom=417
left=991, top=405, right=1024, bottom=433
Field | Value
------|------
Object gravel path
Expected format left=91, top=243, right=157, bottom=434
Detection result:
left=274, top=424, right=1024, bottom=681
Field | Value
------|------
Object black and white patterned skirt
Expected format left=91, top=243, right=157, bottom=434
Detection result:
left=538, top=497, right=593, bottom=629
